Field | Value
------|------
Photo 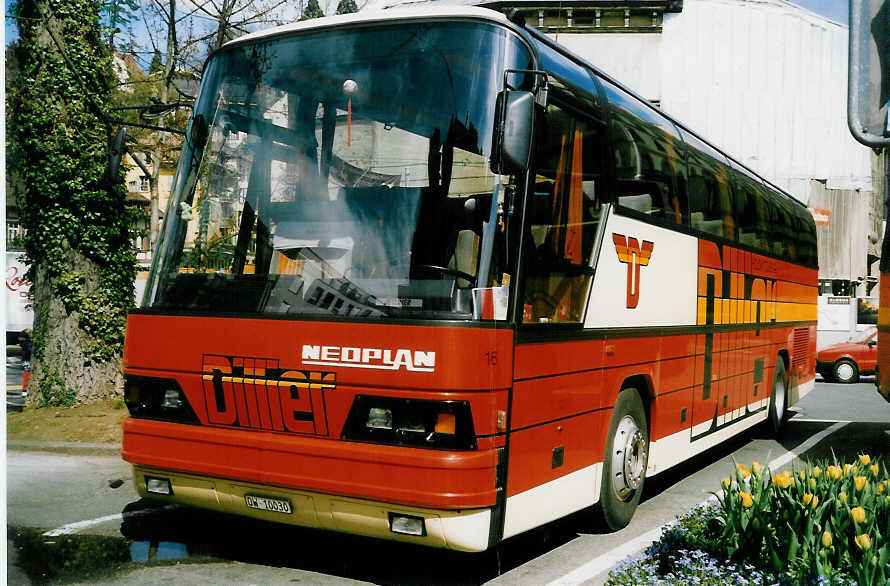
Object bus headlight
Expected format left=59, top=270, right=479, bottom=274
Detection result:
left=343, top=396, right=476, bottom=450
left=124, top=375, right=198, bottom=424
left=367, top=407, right=393, bottom=430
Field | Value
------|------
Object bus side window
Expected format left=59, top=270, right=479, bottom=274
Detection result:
left=521, top=100, right=604, bottom=324
left=602, top=78, right=687, bottom=225
left=729, top=166, right=771, bottom=253
left=681, top=130, right=735, bottom=240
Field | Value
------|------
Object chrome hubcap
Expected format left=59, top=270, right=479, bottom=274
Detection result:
left=837, top=363, right=854, bottom=382
left=774, top=376, right=786, bottom=418
left=611, top=415, right=646, bottom=501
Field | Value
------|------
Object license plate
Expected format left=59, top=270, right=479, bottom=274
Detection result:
left=244, top=494, right=293, bottom=514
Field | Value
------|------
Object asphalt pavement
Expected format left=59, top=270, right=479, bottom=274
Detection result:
left=6, top=377, right=890, bottom=585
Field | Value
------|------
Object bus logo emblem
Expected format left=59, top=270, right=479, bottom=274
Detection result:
left=612, top=234, right=655, bottom=309
left=202, top=355, right=335, bottom=435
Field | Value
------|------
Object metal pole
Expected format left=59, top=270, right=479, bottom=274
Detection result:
left=878, top=147, right=890, bottom=400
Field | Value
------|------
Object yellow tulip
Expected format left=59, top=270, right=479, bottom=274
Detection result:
left=722, top=477, right=731, bottom=489
left=854, top=476, right=868, bottom=492
left=878, top=482, right=886, bottom=495
left=851, top=506, right=866, bottom=524
left=812, top=466, right=822, bottom=478
left=844, top=463, right=855, bottom=476
left=752, top=461, right=763, bottom=476
left=855, top=534, right=872, bottom=551
left=839, top=492, right=848, bottom=504
left=809, top=478, right=817, bottom=490
left=821, top=531, right=832, bottom=548
left=828, top=465, right=842, bottom=480
left=869, top=464, right=879, bottom=477
left=798, top=470, right=806, bottom=482
left=772, top=471, right=792, bottom=489
left=738, top=491, right=754, bottom=508
left=858, top=454, right=871, bottom=466
left=737, top=464, right=751, bottom=479
left=802, top=493, right=818, bottom=508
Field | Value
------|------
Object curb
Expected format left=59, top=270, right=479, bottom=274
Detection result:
left=7, top=440, right=122, bottom=456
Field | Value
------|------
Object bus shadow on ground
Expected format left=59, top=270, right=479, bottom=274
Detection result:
left=116, top=496, right=623, bottom=585
left=119, top=500, right=504, bottom=585
left=112, top=418, right=873, bottom=585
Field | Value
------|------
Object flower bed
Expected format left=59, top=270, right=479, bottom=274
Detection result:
left=607, top=455, right=890, bottom=585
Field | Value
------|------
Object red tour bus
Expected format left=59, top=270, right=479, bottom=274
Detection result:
left=122, top=6, right=818, bottom=551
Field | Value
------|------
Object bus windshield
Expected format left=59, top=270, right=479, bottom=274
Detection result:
left=145, top=22, right=531, bottom=320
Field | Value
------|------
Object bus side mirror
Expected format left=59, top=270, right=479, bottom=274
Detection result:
left=491, top=90, right=534, bottom=175
left=105, top=126, right=127, bottom=184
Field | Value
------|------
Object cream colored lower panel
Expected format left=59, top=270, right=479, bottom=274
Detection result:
left=647, top=401, right=768, bottom=475
left=789, top=378, right=815, bottom=405
left=132, top=466, right=491, bottom=552
left=502, top=464, right=601, bottom=539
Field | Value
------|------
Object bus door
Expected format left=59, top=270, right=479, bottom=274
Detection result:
left=505, top=74, right=609, bottom=538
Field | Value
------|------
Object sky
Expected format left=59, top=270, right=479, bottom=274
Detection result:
left=5, top=0, right=852, bottom=49
left=791, top=0, right=849, bottom=24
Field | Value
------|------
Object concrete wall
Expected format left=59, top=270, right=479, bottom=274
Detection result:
left=557, top=0, right=875, bottom=204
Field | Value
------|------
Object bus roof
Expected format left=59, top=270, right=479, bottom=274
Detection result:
left=224, top=6, right=514, bottom=49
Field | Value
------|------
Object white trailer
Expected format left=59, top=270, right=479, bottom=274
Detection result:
left=6, top=252, right=33, bottom=343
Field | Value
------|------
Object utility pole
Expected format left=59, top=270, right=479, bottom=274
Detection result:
left=848, top=0, right=890, bottom=401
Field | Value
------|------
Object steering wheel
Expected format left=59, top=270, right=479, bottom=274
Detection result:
left=415, top=264, right=477, bottom=286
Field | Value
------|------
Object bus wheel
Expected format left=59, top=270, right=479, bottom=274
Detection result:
left=767, top=358, right=788, bottom=435
left=832, top=359, right=859, bottom=384
left=598, top=388, right=648, bottom=531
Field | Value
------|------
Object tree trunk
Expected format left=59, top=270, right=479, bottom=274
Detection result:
left=28, top=245, right=123, bottom=405
left=150, top=142, right=162, bottom=250
left=150, top=0, right=177, bottom=253
left=13, top=0, right=135, bottom=406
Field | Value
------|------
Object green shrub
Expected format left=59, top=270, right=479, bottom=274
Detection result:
left=712, top=456, right=890, bottom=585
left=36, top=368, right=77, bottom=407
left=608, top=455, right=889, bottom=585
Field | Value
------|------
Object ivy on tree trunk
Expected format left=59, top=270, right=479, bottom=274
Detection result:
left=8, top=0, right=136, bottom=406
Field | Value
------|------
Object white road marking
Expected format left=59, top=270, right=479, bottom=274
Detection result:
left=42, top=505, right=179, bottom=537
left=544, top=420, right=850, bottom=586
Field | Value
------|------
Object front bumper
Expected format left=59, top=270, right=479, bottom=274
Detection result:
left=133, top=465, right=493, bottom=552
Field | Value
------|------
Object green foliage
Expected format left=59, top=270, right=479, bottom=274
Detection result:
left=609, top=456, right=889, bottom=585
left=336, top=0, right=358, bottom=14
left=301, top=0, right=324, bottom=20
left=99, top=0, right=140, bottom=49
left=36, top=368, right=77, bottom=407
left=7, top=0, right=137, bottom=364
left=607, top=506, right=778, bottom=585
left=149, top=49, right=164, bottom=74
left=710, top=456, right=890, bottom=585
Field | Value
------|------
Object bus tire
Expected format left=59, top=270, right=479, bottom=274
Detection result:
left=598, top=388, right=648, bottom=531
left=832, top=359, right=859, bottom=384
left=767, top=358, right=788, bottom=435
